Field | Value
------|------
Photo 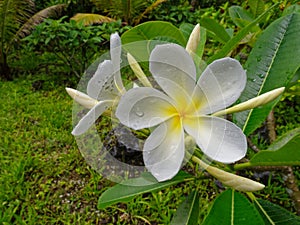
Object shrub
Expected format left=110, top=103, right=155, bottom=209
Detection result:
left=22, top=17, right=130, bottom=78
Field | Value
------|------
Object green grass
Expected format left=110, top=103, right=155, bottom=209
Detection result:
left=1, top=73, right=299, bottom=224
left=0, top=74, right=211, bottom=224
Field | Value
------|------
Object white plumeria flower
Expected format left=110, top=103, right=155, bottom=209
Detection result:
left=116, top=43, right=247, bottom=182
left=66, top=33, right=125, bottom=136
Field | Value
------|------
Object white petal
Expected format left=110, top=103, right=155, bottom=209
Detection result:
left=87, top=60, right=118, bottom=100
left=110, top=32, right=125, bottom=92
left=66, top=88, right=98, bottom=109
left=149, top=43, right=197, bottom=104
left=195, top=57, right=246, bottom=114
left=184, top=116, right=247, bottom=163
left=72, top=100, right=113, bottom=136
left=116, top=87, right=176, bottom=130
left=143, top=118, right=185, bottom=181
left=110, top=33, right=121, bottom=71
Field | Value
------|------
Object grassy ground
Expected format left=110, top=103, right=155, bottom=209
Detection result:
left=0, top=74, right=208, bottom=224
left=0, top=73, right=299, bottom=224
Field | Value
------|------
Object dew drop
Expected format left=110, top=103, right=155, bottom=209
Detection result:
left=252, top=78, right=257, bottom=82
left=134, top=106, right=144, bottom=117
left=135, top=111, right=144, bottom=117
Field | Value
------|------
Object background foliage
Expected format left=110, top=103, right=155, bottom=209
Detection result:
left=21, top=17, right=129, bottom=78
left=0, top=0, right=299, bottom=223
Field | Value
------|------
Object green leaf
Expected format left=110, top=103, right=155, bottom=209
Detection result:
left=255, top=199, right=300, bottom=225
left=249, top=0, right=265, bottom=18
left=249, top=129, right=300, bottom=166
left=179, top=23, right=194, bottom=41
left=170, top=191, right=200, bottom=225
left=283, top=4, right=300, bottom=16
left=234, top=13, right=300, bottom=135
left=121, top=21, right=186, bottom=61
left=200, top=18, right=230, bottom=43
left=229, top=6, right=254, bottom=28
left=207, top=4, right=277, bottom=64
left=268, top=127, right=300, bottom=151
left=202, top=189, right=264, bottom=225
left=97, top=171, right=192, bottom=209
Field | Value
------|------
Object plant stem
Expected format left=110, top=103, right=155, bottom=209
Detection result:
left=233, top=162, right=252, bottom=170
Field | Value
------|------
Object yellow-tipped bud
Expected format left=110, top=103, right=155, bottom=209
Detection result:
left=213, top=87, right=285, bottom=117
left=65, top=87, right=98, bottom=109
left=127, top=53, right=152, bottom=87
left=186, top=24, right=200, bottom=56
left=192, top=156, right=265, bottom=192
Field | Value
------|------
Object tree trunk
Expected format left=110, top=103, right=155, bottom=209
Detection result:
left=0, top=53, right=12, bottom=81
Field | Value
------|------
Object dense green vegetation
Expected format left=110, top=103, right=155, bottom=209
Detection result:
left=1, top=0, right=299, bottom=224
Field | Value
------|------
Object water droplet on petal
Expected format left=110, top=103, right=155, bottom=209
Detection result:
left=134, top=106, right=144, bottom=117
left=135, top=111, right=144, bottom=117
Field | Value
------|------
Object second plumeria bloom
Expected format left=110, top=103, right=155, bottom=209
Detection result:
left=66, top=32, right=125, bottom=135
left=116, top=43, right=247, bottom=182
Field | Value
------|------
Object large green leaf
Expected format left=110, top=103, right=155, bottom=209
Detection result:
left=200, top=17, right=230, bottom=43
left=170, top=191, right=200, bottom=225
left=207, top=4, right=277, bottom=64
left=202, top=189, right=264, bottom=225
left=283, top=4, right=300, bottom=16
left=234, top=13, right=300, bottom=135
left=121, top=21, right=186, bottom=44
left=98, top=171, right=192, bottom=209
left=121, top=21, right=186, bottom=61
left=255, top=199, right=300, bottom=225
left=249, top=129, right=300, bottom=166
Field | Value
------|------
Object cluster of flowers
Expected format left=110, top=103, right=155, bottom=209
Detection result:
left=66, top=25, right=284, bottom=190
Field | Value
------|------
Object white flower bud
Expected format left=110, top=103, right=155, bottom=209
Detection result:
left=213, top=87, right=285, bottom=117
left=66, top=87, right=98, bottom=109
left=127, top=53, right=152, bottom=87
left=186, top=24, right=200, bottom=56
left=193, top=157, right=265, bottom=192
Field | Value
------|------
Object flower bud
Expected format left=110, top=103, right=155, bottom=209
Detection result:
left=186, top=24, right=200, bottom=56
left=66, top=87, right=98, bottom=109
left=127, top=53, right=152, bottom=87
left=193, top=157, right=265, bottom=192
left=213, top=87, right=285, bottom=117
